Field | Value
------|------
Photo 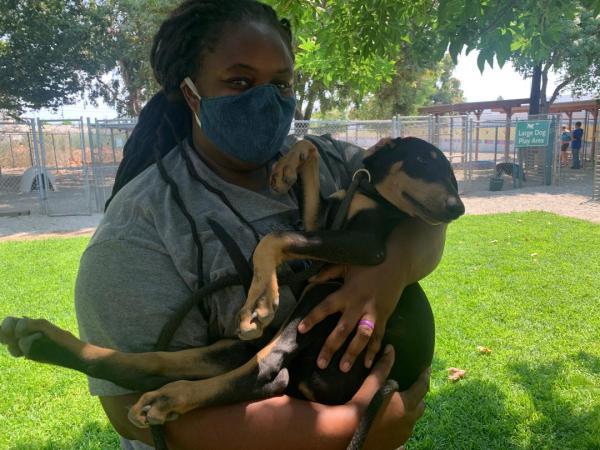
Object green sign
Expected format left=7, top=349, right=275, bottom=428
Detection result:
left=515, top=120, right=551, bottom=147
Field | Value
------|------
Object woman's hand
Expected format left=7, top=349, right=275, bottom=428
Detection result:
left=348, top=345, right=430, bottom=449
left=298, top=260, right=406, bottom=372
left=298, top=216, right=446, bottom=373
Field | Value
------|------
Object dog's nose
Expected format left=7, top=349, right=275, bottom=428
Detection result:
left=446, top=197, right=465, bottom=218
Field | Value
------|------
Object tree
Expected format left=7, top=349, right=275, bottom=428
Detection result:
left=429, top=55, right=465, bottom=106
left=511, top=8, right=600, bottom=113
left=0, top=0, right=112, bottom=113
left=268, top=0, right=443, bottom=119
left=90, top=0, right=174, bottom=116
left=349, top=55, right=464, bottom=119
left=440, top=0, right=600, bottom=114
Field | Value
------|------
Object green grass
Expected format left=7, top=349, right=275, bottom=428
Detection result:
left=1, top=212, right=599, bottom=449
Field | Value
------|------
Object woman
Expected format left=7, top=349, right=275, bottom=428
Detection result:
left=76, top=1, right=441, bottom=448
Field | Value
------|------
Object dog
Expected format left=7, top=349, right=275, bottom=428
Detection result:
left=495, top=162, right=525, bottom=181
left=0, top=137, right=464, bottom=439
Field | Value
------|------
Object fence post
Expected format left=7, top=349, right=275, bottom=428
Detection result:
left=87, top=117, right=103, bottom=212
left=449, top=117, right=454, bottom=157
left=494, top=125, right=499, bottom=166
left=8, top=134, right=15, bottom=167
left=30, top=119, right=47, bottom=213
left=67, top=131, right=73, bottom=162
left=545, top=115, right=556, bottom=186
left=36, top=119, right=51, bottom=207
left=26, top=131, right=33, bottom=167
left=110, top=125, right=117, bottom=164
left=51, top=133, right=59, bottom=167
left=467, top=117, right=473, bottom=183
left=79, top=117, right=93, bottom=215
left=428, top=115, right=433, bottom=142
left=95, top=119, right=108, bottom=209
left=582, top=110, right=589, bottom=167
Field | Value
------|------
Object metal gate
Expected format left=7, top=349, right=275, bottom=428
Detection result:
left=0, top=118, right=93, bottom=216
left=36, top=118, right=93, bottom=216
left=0, top=120, right=39, bottom=215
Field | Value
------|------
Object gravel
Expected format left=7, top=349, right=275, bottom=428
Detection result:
left=1, top=182, right=598, bottom=242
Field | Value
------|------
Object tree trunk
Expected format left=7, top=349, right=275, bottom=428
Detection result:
left=303, top=89, right=316, bottom=120
left=540, top=64, right=550, bottom=114
left=117, top=59, right=142, bottom=117
left=528, top=63, right=542, bottom=115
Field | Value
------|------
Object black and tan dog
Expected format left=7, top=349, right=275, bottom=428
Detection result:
left=495, top=162, right=525, bottom=181
left=0, top=137, right=464, bottom=432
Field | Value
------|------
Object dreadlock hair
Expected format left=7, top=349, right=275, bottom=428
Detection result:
left=107, top=0, right=293, bottom=207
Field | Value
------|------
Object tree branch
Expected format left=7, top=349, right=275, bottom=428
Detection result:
left=548, top=78, right=572, bottom=105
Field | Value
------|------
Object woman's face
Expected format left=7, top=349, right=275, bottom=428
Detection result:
left=190, top=20, right=294, bottom=100
left=180, top=20, right=295, bottom=173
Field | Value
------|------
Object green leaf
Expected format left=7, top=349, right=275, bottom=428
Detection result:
left=477, top=50, right=487, bottom=72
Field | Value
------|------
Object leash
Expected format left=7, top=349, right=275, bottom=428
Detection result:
left=347, top=379, right=400, bottom=450
left=149, top=168, right=376, bottom=450
left=155, top=167, right=372, bottom=352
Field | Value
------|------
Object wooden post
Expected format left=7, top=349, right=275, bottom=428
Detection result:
left=567, top=111, right=573, bottom=130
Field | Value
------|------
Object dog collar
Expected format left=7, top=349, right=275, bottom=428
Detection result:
left=352, top=168, right=372, bottom=183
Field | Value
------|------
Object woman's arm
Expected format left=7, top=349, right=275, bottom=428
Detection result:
left=299, top=218, right=446, bottom=371
left=100, top=347, right=429, bottom=450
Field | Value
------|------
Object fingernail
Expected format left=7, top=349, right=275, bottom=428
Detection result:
left=298, top=322, right=306, bottom=333
left=384, top=345, right=393, bottom=354
left=365, top=358, right=373, bottom=368
left=318, top=358, right=328, bottom=369
left=341, top=361, right=351, bottom=372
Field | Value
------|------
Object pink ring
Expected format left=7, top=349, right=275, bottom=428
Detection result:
left=358, top=319, right=375, bottom=330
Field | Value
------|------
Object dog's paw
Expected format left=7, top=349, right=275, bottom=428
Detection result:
left=238, top=293, right=279, bottom=340
left=0, top=316, right=53, bottom=358
left=238, top=276, right=279, bottom=341
left=270, top=140, right=318, bottom=193
left=0, top=316, right=84, bottom=366
left=128, top=380, right=196, bottom=428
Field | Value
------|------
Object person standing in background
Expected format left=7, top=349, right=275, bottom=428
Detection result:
left=571, top=121, right=584, bottom=169
left=560, top=125, right=571, bottom=167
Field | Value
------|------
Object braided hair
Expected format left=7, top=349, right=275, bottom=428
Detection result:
left=107, top=0, right=293, bottom=206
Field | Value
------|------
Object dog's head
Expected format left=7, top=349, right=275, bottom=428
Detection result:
left=363, top=137, right=464, bottom=224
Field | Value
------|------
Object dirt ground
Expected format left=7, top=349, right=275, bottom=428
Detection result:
left=1, top=179, right=598, bottom=242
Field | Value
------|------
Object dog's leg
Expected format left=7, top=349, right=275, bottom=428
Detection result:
left=239, top=230, right=387, bottom=340
left=0, top=316, right=263, bottom=391
left=128, top=283, right=337, bottom=427
left=270, top=139, right=320, bottom=231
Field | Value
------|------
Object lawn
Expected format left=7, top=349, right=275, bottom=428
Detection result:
left=0, top=212, right=598, bottom=449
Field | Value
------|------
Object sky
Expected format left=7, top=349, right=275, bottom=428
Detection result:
left=30, top=50, right=568, bottom=120
left=453, top=50, right=561, bottom=102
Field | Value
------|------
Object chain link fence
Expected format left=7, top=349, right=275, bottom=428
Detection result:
left=0, top=120, right=41, bottom=215
left=1, top=115, right=598, bottom=216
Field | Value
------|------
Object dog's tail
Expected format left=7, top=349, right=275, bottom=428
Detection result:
left=346, top=379, right=399, bottom=450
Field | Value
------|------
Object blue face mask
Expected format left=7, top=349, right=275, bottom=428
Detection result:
left=184, top=77, right=296, bottom=166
